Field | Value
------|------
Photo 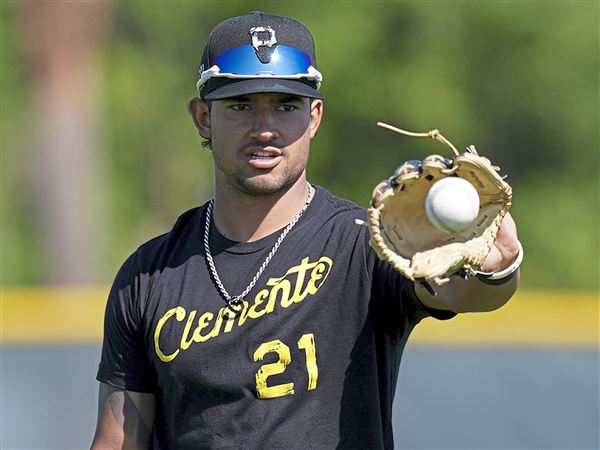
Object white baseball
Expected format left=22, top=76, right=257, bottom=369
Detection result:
left=425, top=178, right=480, bottom=233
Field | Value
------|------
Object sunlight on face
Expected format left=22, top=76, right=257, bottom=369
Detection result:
left=207, top=93, right=322, bottom=196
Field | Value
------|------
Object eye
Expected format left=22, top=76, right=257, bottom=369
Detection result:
left=277, top=104, right=298, bottom=112
left=230, top=104, right=252, bottom=111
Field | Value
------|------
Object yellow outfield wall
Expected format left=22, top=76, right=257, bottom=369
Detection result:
left=1, top=287, right=598, bottom=347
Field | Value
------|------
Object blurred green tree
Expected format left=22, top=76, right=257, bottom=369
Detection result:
left=2, top=1, right=597, bottom=289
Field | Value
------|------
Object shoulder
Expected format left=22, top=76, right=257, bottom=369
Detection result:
left=311, top=184, right=366, bottom=224
left=118, top=205, right=206, bottom=280
left=108, top=205, right=207, bottom=311
left=306, top=184, right=371, bottom=255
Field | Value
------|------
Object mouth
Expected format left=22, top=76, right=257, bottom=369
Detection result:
left=250, top=150, right=279, bottom=159
left=245, top=146, right=283, bottom=169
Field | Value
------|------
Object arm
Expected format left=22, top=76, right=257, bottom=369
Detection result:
left=415, top=212, right=520, bottom=313
left=91, top=382, right=155, bottom=450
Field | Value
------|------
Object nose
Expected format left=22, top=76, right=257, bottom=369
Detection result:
left=250, top=108, right=279, bottom=142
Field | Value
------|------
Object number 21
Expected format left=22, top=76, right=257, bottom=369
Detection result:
left=253, top=333, right=318, bottom=399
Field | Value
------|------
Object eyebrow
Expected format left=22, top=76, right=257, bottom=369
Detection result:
left=223, top=96, right=252, bottom=103
left=275, top=95, right=304, bottom=104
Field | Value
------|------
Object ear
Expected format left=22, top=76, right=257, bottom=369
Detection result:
left=188, top=97, right=211, bottom=140
left=309, top=99, right=324, bottom=139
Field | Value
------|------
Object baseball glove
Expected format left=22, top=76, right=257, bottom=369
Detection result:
left=365, top=122, right=512, bottom=287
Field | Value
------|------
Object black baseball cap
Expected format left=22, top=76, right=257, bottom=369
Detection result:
left=196, top=12, right=323, bottom=100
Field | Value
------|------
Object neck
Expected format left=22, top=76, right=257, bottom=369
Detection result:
left=211, top=176, right=311, bottom=242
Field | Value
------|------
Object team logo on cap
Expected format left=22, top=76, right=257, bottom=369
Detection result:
left=249, top=26, right=277, bottom=64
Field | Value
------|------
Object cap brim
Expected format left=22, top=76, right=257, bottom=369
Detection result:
left=202, top=78, right=324, bottom=100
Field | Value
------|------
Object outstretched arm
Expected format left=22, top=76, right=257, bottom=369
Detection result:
left=91, top=382, right=155, bottom=450
left=415, top=212, right=521, bottom=313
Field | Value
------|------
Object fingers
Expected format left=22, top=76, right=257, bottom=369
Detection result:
left=482, top=212, right=520, bottom=273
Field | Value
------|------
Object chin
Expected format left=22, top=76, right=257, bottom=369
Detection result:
left=235, top=172, right=300, bottom=196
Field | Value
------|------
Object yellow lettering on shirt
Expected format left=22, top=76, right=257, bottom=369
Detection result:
left=153, top=256, right=333, bottom=362
left=154, top=306, right=185, bottom=362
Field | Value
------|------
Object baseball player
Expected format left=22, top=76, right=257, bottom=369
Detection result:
left=92, top=12, right=521, bottom=449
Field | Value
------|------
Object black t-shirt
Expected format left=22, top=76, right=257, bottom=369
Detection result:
left=97, top=185, right=454, bottom=449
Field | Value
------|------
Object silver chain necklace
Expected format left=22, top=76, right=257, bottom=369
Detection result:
left=204, top=183, right=314, bottom=313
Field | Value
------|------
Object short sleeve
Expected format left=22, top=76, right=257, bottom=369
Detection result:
left=363, top=213, right=457, bottom=331
left=404, top=276, right=457, bottom=322
left=96, top=253, right=156, bottom=393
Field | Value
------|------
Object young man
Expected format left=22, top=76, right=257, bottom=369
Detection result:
left=92, top=12, right=521, bottom=449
